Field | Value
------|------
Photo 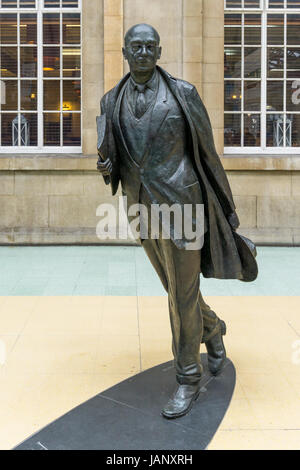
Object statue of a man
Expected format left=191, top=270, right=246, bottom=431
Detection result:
left=97, top=24, right=257, bottom=419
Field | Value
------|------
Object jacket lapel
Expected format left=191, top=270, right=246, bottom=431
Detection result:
left=112, top=81, right=140, bottom=167
left=147, top=73, right=169, bottom=144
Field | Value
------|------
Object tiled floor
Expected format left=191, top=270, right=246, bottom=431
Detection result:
left=0, top=245, right=299, bottom=296
left=0, top=246, right=299, bottom=450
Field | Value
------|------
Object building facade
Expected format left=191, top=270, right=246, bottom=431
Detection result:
left=0, top=0, right=299, bottom=244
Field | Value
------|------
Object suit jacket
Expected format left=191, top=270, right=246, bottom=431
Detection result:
left=99, top=66, right=258, bottom=282
left=111, top=71, right=206, bottom=249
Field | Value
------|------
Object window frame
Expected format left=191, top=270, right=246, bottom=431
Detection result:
left=0, top=0, right=82, bottom=153
left=224, top=0, right=300, bottom=154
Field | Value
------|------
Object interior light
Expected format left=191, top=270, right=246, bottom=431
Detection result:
left=63, top=50, right=80, bottom=56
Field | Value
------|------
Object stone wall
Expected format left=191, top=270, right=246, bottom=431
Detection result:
left=0, top=156, right=299, bottom=245
left=0, top=158, right=122, bottom=244
left=228, top=171, right=300, bottom=245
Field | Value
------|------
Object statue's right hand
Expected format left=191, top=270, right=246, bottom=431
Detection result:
left=97, top=156, right=112, bottom=176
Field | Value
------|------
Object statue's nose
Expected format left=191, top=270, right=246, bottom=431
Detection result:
left=140, top=45, right=148, bottom=56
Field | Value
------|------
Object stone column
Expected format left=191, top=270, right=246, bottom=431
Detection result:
left=183, top=0, right=203, bottom=95
left=202, top=0, right=224, bottom=155
left=123, top=0, right=183, bottom=77
left=82, top=0, right=104, bottom=154
left=104, top=0, right=124, bottom=92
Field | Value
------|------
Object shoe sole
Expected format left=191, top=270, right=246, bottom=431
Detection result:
left=161, top=391, right=200, bottom=420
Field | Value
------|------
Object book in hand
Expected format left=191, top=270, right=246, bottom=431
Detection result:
left=96, top=114, right=110, bottom=184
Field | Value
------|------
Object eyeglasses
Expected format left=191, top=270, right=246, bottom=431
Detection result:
left=126, top=44, right=159, bottom=54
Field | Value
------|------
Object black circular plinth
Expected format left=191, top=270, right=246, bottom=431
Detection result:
left=14, top=354, right=236, bottom=450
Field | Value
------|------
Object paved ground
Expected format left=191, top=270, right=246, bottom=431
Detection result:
left=0, top=246, right=299, bottom=450
left=0, top=245, right=299, bottom=296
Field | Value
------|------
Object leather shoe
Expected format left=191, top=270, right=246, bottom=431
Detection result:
left=161, top=384, right=200, bottom=419
left=205, top=320, right=227, bottom=376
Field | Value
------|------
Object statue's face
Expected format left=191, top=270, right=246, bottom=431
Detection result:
left=123, top=25, right=161, bottom=74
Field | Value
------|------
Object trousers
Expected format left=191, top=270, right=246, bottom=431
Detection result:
left=139, top=188, right=220, bottom=385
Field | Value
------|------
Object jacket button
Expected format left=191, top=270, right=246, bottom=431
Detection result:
left=140, top=169, right=144, bottom=175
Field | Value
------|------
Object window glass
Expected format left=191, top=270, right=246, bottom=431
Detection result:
left=1, top=113, right=18, bottom=146
left=226, top=0, right=242, bottom=7
left=2, top=1, right=18, bottom=7
left=0, top=14, right=17, bottom=44
left=266, top=114, right=284, bottom=146
left=20, top=14, right=37, bottom=45
left=20, top=0, right=36, bottom=7
left=225, top=47, right=242, bottom=78
left=0, top=47, right=18, bottom=77
left=225, top=14, right=242, bottom=44
left=244, top=114, right=260, bottom=146
left=287, top=0, right=300, bottom=8
left=267, top=14, right=284, bottom=45
left=63, top=14, right=81, bottom=44
left=0, top=2, right=81, bottom=150
left=244, top=14, right=261, bottom=45
left=224, top=114, right=241, bottom=146
left=267, top=81, right=284, bottom=111
left=21, top=80, right=37, bottom=110
left=225, top=81, right=242, bottom=111
left=43, top=14, right=60, bottom=44
left=43, top=46, right=60, bottom=77
left=244, top=0, right=261, bottom=8
left=44, top=80, right=60, bottom=110
left=268, top=0, right=284, bottom=7
left=225, top=1, right=300, bottom=151
left=244, top=80, right=261, bottom=111
left=63, top=112, right=80, bottom=146
left=0, top=80, right=18, bottom=110
left=62, top=0, right=79, bottom=7
left=44, top=0, right=61, bottom=7
left=44, top=112, right=60, bottom=145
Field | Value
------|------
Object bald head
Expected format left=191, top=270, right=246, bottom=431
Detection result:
left=122, top=23, right=162, bottom=82
left=124, top=24, right=160, bottom=47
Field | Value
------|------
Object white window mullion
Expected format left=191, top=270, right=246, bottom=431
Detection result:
left=283, top=11, right=287, bottom=147
left=37, top=6, right=43, bottom=149
left=261, top=8, right=267, bottom=149
left=60, top=11, right=63, bottom=146
left=17, top=11, right=21, bottom=146
left=241, top=12, right=245, bottom=147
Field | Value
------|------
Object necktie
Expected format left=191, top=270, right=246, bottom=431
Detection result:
left=135, top=84, right=147, bottom=119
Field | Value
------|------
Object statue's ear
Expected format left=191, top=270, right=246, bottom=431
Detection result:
left=157, top=47, right=162, bottom=60
left=122, top=47, right=127, bottom=60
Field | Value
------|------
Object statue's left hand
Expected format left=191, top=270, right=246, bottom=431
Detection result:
left=97, top=156, right=112, bottom=176
left=228, top=211, right=240, bottom=231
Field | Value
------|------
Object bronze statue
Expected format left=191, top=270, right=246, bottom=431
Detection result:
left=97, top=24, right=257, bottom=419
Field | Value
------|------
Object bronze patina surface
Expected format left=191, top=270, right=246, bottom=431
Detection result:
left=97, top=24, right=257, bottom=419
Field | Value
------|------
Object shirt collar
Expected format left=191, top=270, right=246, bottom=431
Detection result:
left=130, top=69, right=158, bottom=92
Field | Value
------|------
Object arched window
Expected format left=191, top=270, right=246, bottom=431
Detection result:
left=224, top=0, right=300, bottom=153
left=0, top=0, right=81, bottom=151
